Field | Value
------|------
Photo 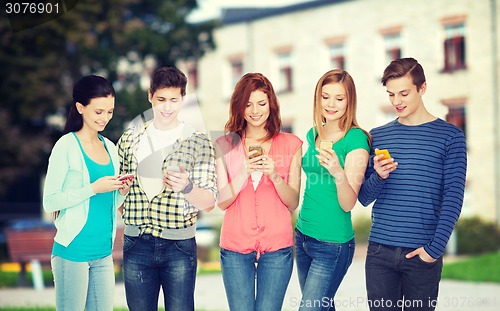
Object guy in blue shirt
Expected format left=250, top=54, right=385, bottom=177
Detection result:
left=359, top=58, right=467, bottom=311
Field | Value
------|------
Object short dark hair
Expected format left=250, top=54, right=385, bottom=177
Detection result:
left=381, top=57, right=426, bottom=91
left=150, top=66, right=187, bottom=96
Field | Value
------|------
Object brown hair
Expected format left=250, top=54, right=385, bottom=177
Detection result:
left=381, top=57, right=426, bottom=91
left=225, top=73, right=281, bottom=142
left=313, top=69, right=370, bottom=143
left=150, top=66, right=187, bottom=96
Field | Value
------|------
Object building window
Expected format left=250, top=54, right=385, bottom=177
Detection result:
left=443, top=23, right=466, bottom=72
left=281, top=119, right=294, bottom=133
left=442, top=97, right=467, bottom=138
left=230, top=60, right=243, bottom=89
left=187, top=65, right=198, bottom=91
left=446, top=106, right=467, bottom=137
left=277, top=52, right=293, bottom=93
left=384, top=33, right=401, bottom=64
left=329, top=43, right=345, bottom=70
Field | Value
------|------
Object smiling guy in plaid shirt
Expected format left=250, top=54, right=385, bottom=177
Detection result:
left=117, top=66, right=216, bottom=311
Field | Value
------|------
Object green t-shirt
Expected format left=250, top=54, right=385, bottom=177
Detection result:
left=297, top=127, right=370, bottom=243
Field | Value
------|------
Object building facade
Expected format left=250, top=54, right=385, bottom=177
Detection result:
left=179, top=0, right=500, bottom=222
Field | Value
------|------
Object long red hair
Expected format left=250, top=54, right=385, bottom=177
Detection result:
left=225, top=73, right=281, bottom=143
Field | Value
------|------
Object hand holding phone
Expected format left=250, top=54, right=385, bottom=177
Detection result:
left=374, top=148, right=397, bottom=180
left=118, top=174, right=135, bottom=181
left=375, top=149, right=392, bottom=160
left=166, top=165, right=181, bottom=173
left=248, top=145, right=263, bottom=159
left=319, top=140, right=333, bottom=150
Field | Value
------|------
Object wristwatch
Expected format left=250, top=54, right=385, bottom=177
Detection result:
left=181, top=178, right=194, bottom=194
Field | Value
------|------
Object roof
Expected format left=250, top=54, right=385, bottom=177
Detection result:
left=221, top=0, right=348, bottom=25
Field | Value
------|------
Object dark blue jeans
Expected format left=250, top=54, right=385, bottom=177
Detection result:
left=220, top=246, right=293, bottom=311
left=365, top=242, right=443, bottom=311
left=123, top=234, right=197, bottom=311
left=295, top=229, right=355, bottom=311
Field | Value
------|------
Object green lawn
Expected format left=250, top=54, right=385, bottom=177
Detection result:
left=0, top=309, right=160, bottom=311
left=0, top=270, right=53, bottom=288
left=3, top=253, right=500, bottom=287
left=442, top=252, right=500, bottom=283
left=0, top=266, right=219, bottom=288
left=0, top=308, right=224, bottom=311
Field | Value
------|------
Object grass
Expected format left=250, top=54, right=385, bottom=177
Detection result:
left=0, top=261, right=221, bottom=288
left=0, top=309, right=231, bottom=311
left=0, top=308, right=162, bottom=311
left=0, top=270, right=53, bottom=288
left=3, top=253, right=500, bottom=287
left=0, top=309, right=56, bottom=311
left=442, top=252, right=500, bottom=283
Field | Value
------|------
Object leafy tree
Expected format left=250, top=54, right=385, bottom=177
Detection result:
left=0, top=0, right=215, bottom=197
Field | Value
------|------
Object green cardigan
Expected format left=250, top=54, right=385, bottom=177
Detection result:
left=43, top=133, right=125, bottom=247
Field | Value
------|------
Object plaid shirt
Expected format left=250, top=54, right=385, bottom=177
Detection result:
left=118, top=121, right=217, bottom=237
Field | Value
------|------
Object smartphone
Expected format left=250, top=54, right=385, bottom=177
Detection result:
left=118, top=174, right=134, bottom=181
left=375, top=149, right=392, bottom=160
left=166, top=165, right=181, bottom=173
left=248, top=145, right=263, bottom=159
left=319, top=140, right=333, bottom=150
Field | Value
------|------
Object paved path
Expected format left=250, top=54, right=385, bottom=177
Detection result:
left=1, top=246, right=499, bottom=310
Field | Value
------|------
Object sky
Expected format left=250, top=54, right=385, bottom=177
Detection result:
left=189, top=0, right=314, bottom=22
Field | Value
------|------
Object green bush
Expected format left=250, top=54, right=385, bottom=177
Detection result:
left=455, top=217, right=500, bottom=255
left=353, top=216, right=372, bottom=243
left=0, top=270, right=53, bottom=288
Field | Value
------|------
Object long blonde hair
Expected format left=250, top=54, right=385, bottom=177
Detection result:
left=313, top=69, right=371, bottom=144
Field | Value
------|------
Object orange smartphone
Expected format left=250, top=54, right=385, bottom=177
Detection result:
left=248, top=145, right=263, bottom=159
left=375, top=149, right=392, bottom=160
left=319, top=140, right=333, bottom=150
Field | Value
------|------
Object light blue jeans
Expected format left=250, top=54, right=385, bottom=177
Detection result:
left=295, top=229, right=355, bottom=311
left=220, top=246, right=293, bottom=311
left=51, top=254, right=115, bottom=311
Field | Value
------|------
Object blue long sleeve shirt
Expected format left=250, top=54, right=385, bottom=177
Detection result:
left=358, top=118, right=467, bottom=258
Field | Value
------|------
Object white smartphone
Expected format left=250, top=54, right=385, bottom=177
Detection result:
left=118, top=174, right=134, bottom=181
left=166, top=165, right=181, bottom=173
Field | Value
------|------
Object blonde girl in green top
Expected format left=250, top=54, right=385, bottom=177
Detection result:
left=295, top=69, right=370, bottom=310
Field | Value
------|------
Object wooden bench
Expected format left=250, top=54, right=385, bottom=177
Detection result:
left=5, top=225, right=125, bottom=287
left=5, top=226, right=56, bottom=287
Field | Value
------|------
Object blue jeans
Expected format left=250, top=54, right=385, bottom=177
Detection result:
left=365, top=242, right=443, bottom=311
left=123, top=234, right=197, bottom=311
left=220, top=246, right=293, bottom=311
left=295, top=229, right=355, bottom=311
left=51, top=254, right=115, bottom=311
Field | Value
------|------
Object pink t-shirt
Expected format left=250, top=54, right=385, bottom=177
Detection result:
left=217, top=132, right=303, bottom=255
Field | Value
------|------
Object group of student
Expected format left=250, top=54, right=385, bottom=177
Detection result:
left=42, top=57, right=467, bottom=311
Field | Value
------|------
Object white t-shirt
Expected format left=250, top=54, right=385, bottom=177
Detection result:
left=136, top=122, right=184, bottom=201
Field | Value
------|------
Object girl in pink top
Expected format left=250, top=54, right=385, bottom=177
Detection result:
left=215, top=73, right=302, bottom=311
